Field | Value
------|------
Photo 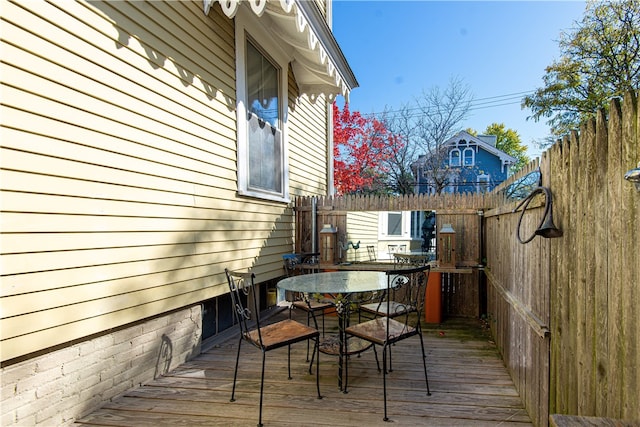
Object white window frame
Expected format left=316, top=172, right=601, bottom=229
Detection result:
left=463, top=147, right=475, bottom=166
left=409, top=210, right=424, bottom=239
left=235, top=7, right=290, bottom=202
left=477, top=174, right=490, bottom=193
left=378, top=211, right=411, bottom=240
left=449, top=148, right=461, bottom=167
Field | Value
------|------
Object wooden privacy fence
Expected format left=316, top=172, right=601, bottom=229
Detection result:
left=484, top=92, right=639, bottom=427
left=294, top=193, right=485, bottom=317
left=294, top=92, right=639, bottom=427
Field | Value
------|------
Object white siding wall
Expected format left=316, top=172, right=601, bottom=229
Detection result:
left=288, top=94, right=330, bottom=195
left=1, top=0, right=330, bottom=363
left=345, top=211, right=379, bottom=261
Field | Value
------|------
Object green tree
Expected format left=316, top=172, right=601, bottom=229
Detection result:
left=467, top=124, right=529, bottom=173
left=483, top=123, right=530, bottom=172
left=522, top=0, right=640, bottom=138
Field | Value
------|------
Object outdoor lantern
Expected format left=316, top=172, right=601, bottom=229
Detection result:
left=438, top=224, right=456, bottom=268
left=319, top=224, right=338, bottom=265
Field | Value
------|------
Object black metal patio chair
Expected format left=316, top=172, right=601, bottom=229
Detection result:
left=357, top=258, right=426, bottom=371
left=344, top=265, right=431, bottom=421
left=225, top=268, right=322, bottom=427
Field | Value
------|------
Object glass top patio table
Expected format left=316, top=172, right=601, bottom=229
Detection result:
left=277, top=270, right=390, bottom=391
left=277, top=270, right=388, bottom=297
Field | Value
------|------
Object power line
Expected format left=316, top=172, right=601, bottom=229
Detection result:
left=356, top=90, right=533, bottom=119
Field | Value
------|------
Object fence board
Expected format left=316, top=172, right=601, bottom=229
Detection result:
left=606, top=98, right=624, bottom=418
left=594, top=109, right=610, bottom=416
left=620, top=93, right=639, bottom=421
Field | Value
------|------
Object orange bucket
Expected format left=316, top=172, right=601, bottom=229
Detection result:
left=424, top=272, right=442, bottom=323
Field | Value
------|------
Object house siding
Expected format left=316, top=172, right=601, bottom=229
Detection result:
left=415, top=132, right=515, bottom=195
left=288, top=94, right=330, bottom=195
left=456, top=150, right=508, bottom=193
left=345, top=211, right=379, bottom=261
left=1, top=0, right=333, bottom=423
left=2, top=0, right=239, bottom=362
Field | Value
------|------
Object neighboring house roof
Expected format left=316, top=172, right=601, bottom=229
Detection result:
left=203, top=0, right=359, bottom=101
left=410, top=130, right=518, bottom=178
left=446, top=130, right=517, bottom=167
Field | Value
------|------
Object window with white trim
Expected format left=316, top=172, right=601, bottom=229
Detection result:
left=246, top=42, right=281, bottom=194
left=449, top=149, right=461, bottom=167
left=235, top=8, right=289, bottom=202
left=410, top=210, right=424, bottom=239
left=379, top=211, right=411, bottom=239
left=477, top=174, right=490, bottom=193
left=463, top=147, right=475, bottom=166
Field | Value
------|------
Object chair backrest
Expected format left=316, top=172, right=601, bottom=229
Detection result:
left=225, top=268, right=263, bottom=342
left=283, top=253, right=319, bottom=276
left=387, top=244, right=398, bottom=260
left=367, top=245, right=377, bottom=261
left=385, top=265, right=430, bottom=327
left=282, top=254, right=300, bottom=277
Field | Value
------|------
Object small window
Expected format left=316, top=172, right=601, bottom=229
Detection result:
left=446, top=175, right=458, bottom=193
left=387, top=212, right=402, bottom=236
left=477, top=174, right=490, bottom=193
left=235, top=10, right=289, bottom=202
left=410, top=211, right=423, bottom=239
left=379, top=211, right=411, bottom=239
left=463, top=148, right=474, bottom=166
left=450, top=149, right=461, bottom=167
left=246, top=41, right=282, bottom=194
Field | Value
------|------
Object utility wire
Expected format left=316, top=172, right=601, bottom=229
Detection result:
left=357, top=90, right=533, bottom=119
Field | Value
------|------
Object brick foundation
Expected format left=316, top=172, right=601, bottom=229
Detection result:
left=1, top=305, right=202, bottom=426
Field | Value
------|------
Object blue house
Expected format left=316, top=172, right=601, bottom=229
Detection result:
left=412, top=131, right=517, bottom=194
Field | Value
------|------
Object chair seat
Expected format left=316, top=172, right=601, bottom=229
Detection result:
left=292, top=300, right=334, bottom=312
left=345, top=317, right=416, bottom=346
left=360, top=301, right=414, bottom=318
left=246, top=319, right=319, bottom=351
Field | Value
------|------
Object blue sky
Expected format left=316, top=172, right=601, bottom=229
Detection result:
left=332, top=1, right=586, bottom=158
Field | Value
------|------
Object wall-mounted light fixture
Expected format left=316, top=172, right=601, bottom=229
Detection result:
left=512, top=186, right=563, bottom=244
left=624, top=162, right=640, bottom=192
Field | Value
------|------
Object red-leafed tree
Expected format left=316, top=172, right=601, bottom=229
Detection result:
left=333, top=102, right=402, bottom=195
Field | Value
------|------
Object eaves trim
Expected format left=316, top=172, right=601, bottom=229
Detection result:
left=203, top=0, right=358, bottom=101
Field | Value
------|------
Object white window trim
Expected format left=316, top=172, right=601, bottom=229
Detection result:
left=477, top=174, right=490, bottom=193
left=378, top=211, right=411, bottom=240
left=449, top=148, right=461, bottom=167
left=235, top=6, right=290, bottom=203
left=463, top=147, right=475, bottom=166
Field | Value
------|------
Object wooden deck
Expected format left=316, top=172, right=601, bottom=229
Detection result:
left=74, top=311, right=533, bottom=427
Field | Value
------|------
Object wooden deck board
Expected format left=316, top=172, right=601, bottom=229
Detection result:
left=74, top=314, right=533, bottom=427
